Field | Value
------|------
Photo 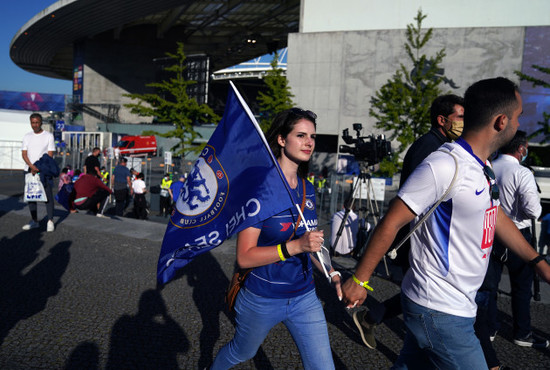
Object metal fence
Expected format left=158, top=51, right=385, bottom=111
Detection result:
left=0, top=140, right=25, bottom=171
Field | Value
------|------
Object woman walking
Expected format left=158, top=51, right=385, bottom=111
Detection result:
left=212, top=108, right=341, bottom=369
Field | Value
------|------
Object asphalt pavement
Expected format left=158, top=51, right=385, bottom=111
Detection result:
left=0, top=170, right=548, bottom=369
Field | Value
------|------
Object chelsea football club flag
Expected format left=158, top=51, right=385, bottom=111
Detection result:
left=157, top=82, right=296, bottom=285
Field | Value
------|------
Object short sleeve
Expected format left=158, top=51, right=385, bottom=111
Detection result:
left=398, top=151, right=458, bottom=216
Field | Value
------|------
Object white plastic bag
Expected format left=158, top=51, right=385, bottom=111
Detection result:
left=24, top=173, right=48, bottom=202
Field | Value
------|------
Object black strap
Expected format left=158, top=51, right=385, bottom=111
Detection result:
left=528, top=255, right=545, bottom=268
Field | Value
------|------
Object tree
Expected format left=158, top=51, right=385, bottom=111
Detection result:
left=369, top=9, right=456, bottom=176
left=257, top=51, right=295, bottom=131
left=124, top=42, right=220, bottom=157
left=515, top=65, right=550, bottom=143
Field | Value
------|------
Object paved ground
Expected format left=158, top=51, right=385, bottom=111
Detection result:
left=0, top=171, right=549, bottom=369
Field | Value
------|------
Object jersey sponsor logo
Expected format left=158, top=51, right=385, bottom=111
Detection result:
left=475, top=188, right=485, bottom=195
left=173, top=146, right=228, bottom=228
left=280, top=222, right=293, bottom=232
left=481, top=205, right=498, bottom=256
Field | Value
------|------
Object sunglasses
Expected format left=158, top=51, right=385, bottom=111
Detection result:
left=483, top=165, right=500, bottom=200
left=290, top=108, right=317, bottom=122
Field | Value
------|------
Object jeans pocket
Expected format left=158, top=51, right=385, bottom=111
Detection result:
left=403, top=311, right=433, bottom=349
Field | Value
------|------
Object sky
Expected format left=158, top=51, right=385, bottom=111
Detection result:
left=1, top=1, right=71, bottom=95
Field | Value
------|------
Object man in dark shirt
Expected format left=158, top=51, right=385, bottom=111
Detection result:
left=353, top=94, right=464, bottom=349
left=112, top=157, right=133, bottom=217
left=400, top=95, right=465, bottom=185
left=84, top=147, right=101, bottom=178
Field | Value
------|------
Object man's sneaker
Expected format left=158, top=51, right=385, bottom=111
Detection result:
left=22, top=220, right=39, bottom=230
left=96, top=213, right=107, bottom=218
left=47, top=220, right=55, bottom=232
left=513, top=332, right=549, bottom=349
left=353, top=310, right=377, bottom=349
left=490, top=330, right=498, bottom=342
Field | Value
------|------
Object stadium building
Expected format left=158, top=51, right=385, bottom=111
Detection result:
left=10, top=0, right=550, bottom=146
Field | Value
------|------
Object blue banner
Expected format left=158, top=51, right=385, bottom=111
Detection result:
left=0, top=90, right=65, bottom=112
left=157, top=82, right=295, bottom=284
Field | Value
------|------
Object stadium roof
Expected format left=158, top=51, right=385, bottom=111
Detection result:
left=212, top=47, right=287, bottom=80
left=10, top=0, right=300, bottom=80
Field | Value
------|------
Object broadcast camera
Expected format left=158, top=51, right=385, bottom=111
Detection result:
left=340, top=123, right=392, bottom=165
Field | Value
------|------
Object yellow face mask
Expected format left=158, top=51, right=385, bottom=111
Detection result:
left=443, top=119, right=463, bottom=140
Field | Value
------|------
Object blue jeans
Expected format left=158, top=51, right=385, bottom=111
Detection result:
left=212, top=288, right=335, bottom=370
left=392, top=295, right=487, bottom=370
left=488, top=228, right=534, bottom=338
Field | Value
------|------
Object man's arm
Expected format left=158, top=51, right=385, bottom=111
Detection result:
left=22, top=150, right=39, bottom=174
left=518, top=170, right=542, bottom=220
left=341, top=197, right=416, bottom=307
left=495, top=208, right=550, bottom=283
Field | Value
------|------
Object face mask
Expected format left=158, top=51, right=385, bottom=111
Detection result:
left=521, top=147, right=528, bottom=163
left=444, top=119, right=463, bottom=141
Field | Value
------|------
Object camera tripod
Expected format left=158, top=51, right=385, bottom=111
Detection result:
left=331, top=165, right=390, bottom=276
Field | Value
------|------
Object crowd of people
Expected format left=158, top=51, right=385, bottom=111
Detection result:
left=19, top=76, right=550, bottom=369
left=21, top=118, right=188, bottom=223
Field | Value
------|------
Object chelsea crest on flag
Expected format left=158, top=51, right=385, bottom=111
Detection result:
left=157, top=82, right=296, bottom=285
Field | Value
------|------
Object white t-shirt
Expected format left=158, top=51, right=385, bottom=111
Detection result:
left=492, top=154, right=541, bottom=230
left=21, top=130, right=56, bottom=171
left=398, top=141, right=499, bottom=318
left=132, top=179, right=146, bottom=194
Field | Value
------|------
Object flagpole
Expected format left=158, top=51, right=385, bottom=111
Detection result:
left=230, top=81, right=330, bottom=278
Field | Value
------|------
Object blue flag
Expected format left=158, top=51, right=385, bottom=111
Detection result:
left=157, top=82, right=296, bottom=284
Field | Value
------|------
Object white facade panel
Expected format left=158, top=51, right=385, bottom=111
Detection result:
left=302, top=0, right=550, bottom=33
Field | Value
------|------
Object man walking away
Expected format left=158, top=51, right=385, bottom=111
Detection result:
left=112, top=157, right=133, bottom=217
left=486, top=130, right=547, bottom=348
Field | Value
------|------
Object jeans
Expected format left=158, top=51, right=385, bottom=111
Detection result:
left=27, top=173, right=54, bottom=221
left=392, top=295, right=487, bottom=370
left=114, top=188, right=129, bottom=216
left=487, top=228, right=534, bottom=339
left=212, top=288, right=334, bottom=370
left=474, top=290, right=499, bottom=368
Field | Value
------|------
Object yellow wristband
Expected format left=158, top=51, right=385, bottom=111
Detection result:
left=277, top=244, right=286, bottom=261
left=352, top=274, right=373, bottom=291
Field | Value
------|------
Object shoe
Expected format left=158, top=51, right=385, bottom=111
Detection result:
left=47, top=220, right=55, bottom=232
left=96, top=213, right=107, bottom=218
left=490, top=330, right=498, bottom=342
left=353, top=310, right=377, bottom=349
left=513, top=332, right=549, bottom=348
left=22, top=220, right=39, bottom=230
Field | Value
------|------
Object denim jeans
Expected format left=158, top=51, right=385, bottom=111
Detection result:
left=392, top=295, right=487, bottom=370
left=487, top=228, right=534, bottom=339
left=212, top=288, right=335, bottom=370
left=474, top=290, right=499, bottom=368
left=27, top=173, right=54, bottom=221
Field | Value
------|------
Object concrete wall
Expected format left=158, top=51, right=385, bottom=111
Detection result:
left=287, top=26, right=524, bottom=140
left=81, top=37, right=163, bottom=130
